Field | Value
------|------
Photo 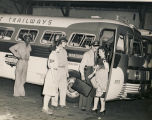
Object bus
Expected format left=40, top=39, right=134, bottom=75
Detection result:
left=138, top=29, right=152, bottom=96
left=0, top=14, right=147, bottom=102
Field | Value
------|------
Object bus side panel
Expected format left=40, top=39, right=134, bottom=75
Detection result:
left=0, top=51, right=48, bottom=85
left=26, top=56, right=48, bottom=85
left=106, top=53, right=128, bottom=100
left=0, top=52, right=16, bottom=79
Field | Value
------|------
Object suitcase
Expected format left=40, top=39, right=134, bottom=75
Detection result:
left=72, top=79, right=92, bottom=97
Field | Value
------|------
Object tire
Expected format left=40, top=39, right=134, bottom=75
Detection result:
left=66, top=76, right=80, bottom=103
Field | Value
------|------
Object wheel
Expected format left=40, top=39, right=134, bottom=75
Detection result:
left=66, top=76, right=80, bottom=103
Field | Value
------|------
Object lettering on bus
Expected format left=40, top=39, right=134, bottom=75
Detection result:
left=68, top=53, right=83, bottom=59
left=0, top=16, right=52, bottom=26
left=115, top=80, right=120, bottom=84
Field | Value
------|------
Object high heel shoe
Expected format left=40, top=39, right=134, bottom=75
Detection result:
left=91, top=109, right=98, bottom=113
left=99, top=110, right=106, bottom=116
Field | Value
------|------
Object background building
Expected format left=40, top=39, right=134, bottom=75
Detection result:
left=0, top=0, right=152, bottom=29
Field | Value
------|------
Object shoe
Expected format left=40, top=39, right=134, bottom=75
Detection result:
left=60, top=105, right=69, bottom=109
left=99, top=110, right=106, bottom=116
left=42, top=108, right=53, bottom=115
left=81, top=107, right=86, bottom=111
left=52, top=106, right=59, bottom=110
left=91, top=109, right=98, bottom=113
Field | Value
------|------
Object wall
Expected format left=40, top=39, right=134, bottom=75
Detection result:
left=0, top=0, right=19, bottom=14
left=145, top=12, right=152, bottom=30
left=33, top=7, right=140, bottom=27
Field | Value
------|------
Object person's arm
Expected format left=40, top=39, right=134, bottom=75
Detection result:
left=65, top=51, right=69, bottom=77
left=88, top=67, right=97, bottom=79
left=29, top=45, right=32, bottom=52
left=48, top=51, right=57, bottom=69
left=79, top=53, right=87, bottom=80
left=9, top=43, right=21, bottom=59
left=103, top=59, right=109, bottom=72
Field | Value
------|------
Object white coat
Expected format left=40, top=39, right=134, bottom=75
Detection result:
left=43, top=51, right=58, bottom=97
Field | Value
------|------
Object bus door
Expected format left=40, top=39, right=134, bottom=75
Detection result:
left=104, top=26, right=129, bottom=100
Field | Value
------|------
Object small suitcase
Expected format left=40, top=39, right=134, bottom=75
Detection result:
left=72, top=79, right=92, bottom=97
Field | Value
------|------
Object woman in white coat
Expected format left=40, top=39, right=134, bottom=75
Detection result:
left=42, top=46, right=58, bottom=115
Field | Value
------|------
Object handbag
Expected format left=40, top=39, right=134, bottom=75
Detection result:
left=71, top=79, right=92, bottom=97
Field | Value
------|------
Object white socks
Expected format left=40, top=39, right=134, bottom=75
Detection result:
left=92, top=97, right=105, bottom=112
left=43, top=95, right=51, bottom=110
left=100, top=98, right=105, bottom=112
left=92, top=97, right=99, bottom=110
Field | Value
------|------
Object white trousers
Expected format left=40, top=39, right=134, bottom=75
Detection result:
left=51, top=68, right=67, bottom=106
left=14, top=60, right=28, bottom=96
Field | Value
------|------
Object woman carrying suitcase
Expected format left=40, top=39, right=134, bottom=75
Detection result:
left=88, top=45, right=109, bottom=115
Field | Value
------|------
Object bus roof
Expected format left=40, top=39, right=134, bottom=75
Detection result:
left=0, top=14, right=129, bottom=28
left=138, top=29, right=152, bottom=42
left=138, top=29, right=152, bottom=37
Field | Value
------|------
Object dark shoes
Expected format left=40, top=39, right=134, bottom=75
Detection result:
left=81, top=107, right=86, bottom=111
left=60, top=105, right=69, bottom=109
left=98, top=110, right=106, bottom=116
left=91, top=109, right=98, bottom=113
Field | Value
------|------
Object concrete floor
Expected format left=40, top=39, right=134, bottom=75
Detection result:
left=0, top=77, right=151, bottom=120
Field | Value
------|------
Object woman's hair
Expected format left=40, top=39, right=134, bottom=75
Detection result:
left=97, top=45, right=109, bottom=60
left=49, top=40, right=57, bottom=52
left=56, top=37, right=68, bottom=46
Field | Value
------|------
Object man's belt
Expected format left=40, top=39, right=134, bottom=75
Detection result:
left=58, top=66, right=66, bottom=68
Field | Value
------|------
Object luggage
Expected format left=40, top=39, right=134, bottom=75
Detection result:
left=71, top=66, right=97, bottom=97
left=71, top=79, right=92, bottom=97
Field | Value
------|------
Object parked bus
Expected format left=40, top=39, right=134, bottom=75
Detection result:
left=0, top=14, right=147, bottom=102
left=138, top=29, right=152, bottom=95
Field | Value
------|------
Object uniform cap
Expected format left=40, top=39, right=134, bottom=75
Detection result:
left=91, top=41, right=100, bottom=46
left=57, top=37, right=68, bottom=45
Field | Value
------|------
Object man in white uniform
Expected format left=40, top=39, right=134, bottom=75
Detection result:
left=9, top=33, right=32, bottom=97
left=79, top=41, right=100, bottom=111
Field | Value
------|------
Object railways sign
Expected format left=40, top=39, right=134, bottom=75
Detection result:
left=0, top=16, right=52, bottom=26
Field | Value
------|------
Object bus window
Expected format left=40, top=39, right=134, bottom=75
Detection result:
left=17, top=29, right=38, bottom=43
left=133, top=42, right=142, bottom=56
left=0, top=27, right=14, bottom=40
left=100, top=30, right=114, bottom=44
left=147, top=43, right=152, bottom=55
left=116, top=34, right=125, bottom=53
left=100, top=29, right=115, bottom=63
left=129, top=38, right=142, bottom=56
left=80, top=35, right=95, bottom=48
left=69, top=33, right=95, bottom=48
left=41, top=31, right=65, bottom=45
left=128, top=34, right=133, bottom=55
